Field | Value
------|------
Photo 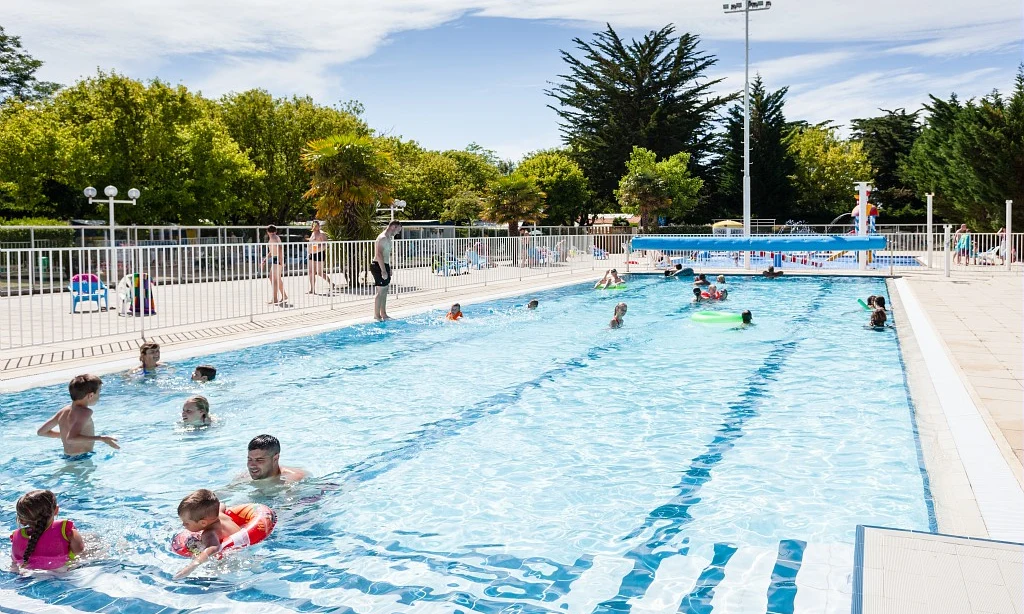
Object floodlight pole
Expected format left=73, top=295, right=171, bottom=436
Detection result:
left=724, top=0, right=771, bottom=269
left=926, top=193, right=934, bottom=268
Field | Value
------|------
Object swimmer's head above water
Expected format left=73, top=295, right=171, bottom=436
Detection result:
left=181, top=396, right=211, bottom=427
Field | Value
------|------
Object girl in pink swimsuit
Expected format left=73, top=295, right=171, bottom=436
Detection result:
left=9, top=490, right=85, bottom=570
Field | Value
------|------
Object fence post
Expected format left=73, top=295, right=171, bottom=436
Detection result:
left=926, top=193, right=934, bottom=268
left=1006, top=200, right=1013, bottom=271
left=943, top=225, right=951, bottom=278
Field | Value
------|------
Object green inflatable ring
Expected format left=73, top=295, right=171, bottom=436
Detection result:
left=596, top=283, right=627, bottom=290
left=691, top=311, right=743, bottom=324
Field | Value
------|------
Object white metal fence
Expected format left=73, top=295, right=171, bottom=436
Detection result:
left=2, top=231, right=1020, bottom=351
left=0, top=234, right=606, bottom=350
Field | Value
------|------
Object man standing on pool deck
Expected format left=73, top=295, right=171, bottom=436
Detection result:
left=246, top=435, right=307, bottom=483
left=261, top=225, right=288, bottom=305
left=371, top=220, right=402, bottom=321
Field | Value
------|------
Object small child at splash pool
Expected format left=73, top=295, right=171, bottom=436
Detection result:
left=10, top=489, right=85, bottom=570
left=174, top=489, right=241, bottom=579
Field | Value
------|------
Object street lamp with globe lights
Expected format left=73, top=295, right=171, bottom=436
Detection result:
left=84, top=185, right=140, bottom=283
left=723, top=0, right=772, bottom=268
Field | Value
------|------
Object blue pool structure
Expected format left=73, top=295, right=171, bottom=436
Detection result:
left=1, top=275, right=933, bottom=613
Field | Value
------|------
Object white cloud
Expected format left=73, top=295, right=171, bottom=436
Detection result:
left=4, top=0, right=1020, bottom=97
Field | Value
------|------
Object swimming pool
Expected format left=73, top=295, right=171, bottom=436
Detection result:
left=0, top=275, right=932, bottom=613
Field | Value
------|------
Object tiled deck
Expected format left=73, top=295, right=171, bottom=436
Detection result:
left=855, top=526, right=1023, bottom=614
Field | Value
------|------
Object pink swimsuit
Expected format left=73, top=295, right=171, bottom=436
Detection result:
left=9, top=519, right=76, bottom=570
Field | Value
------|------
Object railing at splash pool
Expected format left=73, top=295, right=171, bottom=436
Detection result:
left=625, top=232, right=1023, bottom=274
left=0, top=235, right=605, bottom=350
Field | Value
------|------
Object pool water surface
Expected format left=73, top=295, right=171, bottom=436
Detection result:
left=0, top=275, right=932, bottom=613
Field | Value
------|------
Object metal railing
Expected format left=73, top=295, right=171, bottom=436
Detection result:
left=626, top=231, right=1023, bottom=275
left=0, top=235, right=606, bottom=350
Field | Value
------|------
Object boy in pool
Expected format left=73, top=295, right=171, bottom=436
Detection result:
left=36, top=374, right=119, bottom=456
left=133, top=342, right=164, bottom=374
left=741, top=310, right=753, bottom=325
left=692, top=287, right=704, bottom=303
left=181, top=396, right=212, bottom=427
left=191, top=365, right=216, bottom=382
left=527, top=299, right=539, bottom=309
left=609, top=302, right=627, bottom=328
left=873, top=296, right=887, bottom=310
left=173, top=489, right=241, bottom=579
left=693, top=274, right=710, bottom=286
left=762, top=266, right=783, bottom=278
left=446, top=303, right=463, bottom=320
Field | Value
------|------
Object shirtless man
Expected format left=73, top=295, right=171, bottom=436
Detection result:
left=261, top=225, right=288, bottom=305
left=36, top=374, right=119, bottom=456
left=306, top=221, right=333, bottom=294
left=245, top=434, right=306, bottom=483
left=371, top=220, right=402, bottom=321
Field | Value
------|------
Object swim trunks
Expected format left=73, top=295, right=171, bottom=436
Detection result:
left=269, top=256, right=279, bottom=266
left=369, top=262, right=392, bottom=287
left=61, top=451, right=95, bottom=461
left=309, top=252, right=324, bottom=262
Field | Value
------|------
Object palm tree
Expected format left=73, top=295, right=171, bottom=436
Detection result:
left=302, top=134, right=393, bottom=286
left=302, top=134, right=393, bottom=241
left=483, top=175, right=544, bottom=236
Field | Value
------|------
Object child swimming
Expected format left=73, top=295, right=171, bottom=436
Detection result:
left=609, top=302, right=628, bottom=328
left=10, top=489, right=85, bottom=570
left=446, top=303, right=463, bottom=320
left=181, top=396, right=212, bottom=427
left=133, top=342, right=164, bottom=374
left=173, top=489, right=242, bottom=579
left=191, top=365, right=217, bottom=382
left=36, top=374, right=119, bottom=456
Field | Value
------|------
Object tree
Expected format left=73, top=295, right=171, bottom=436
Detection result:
left=616, top=147, right=702, bottom=231
left=516, top=150, right=591, bottom=225
left=218, top=90, right=369, bottom=224
left=301, top=133, right=393, bottom=241
left=718, top=75, right=797, bottom=223
left=440, top=190, right=484, bottom=224
left=482, top=174, right=544, bottom=236
left=901, top=67, right=1024, bottom=231
left=0, top=72, right=258, bottom=224
left=0, top=25, right=60, bottom=101
left=787, top=125, right=873, bottom=219
left=547, top=24, right=733, bottom=207
left=850, top=109, right=923, bottom=220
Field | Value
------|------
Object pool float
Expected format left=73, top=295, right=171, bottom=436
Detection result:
left=691, top=311, right=743, bottom=324
left=858, top=299, right=870, bottom=310
left=597, top=283, right=627, bottom=290
left=701, top=290, right=723, bottom=300
left=171, top=503, right=277, bottom=557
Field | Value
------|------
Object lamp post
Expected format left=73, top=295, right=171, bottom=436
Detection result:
left=377, top=199, right=406, bottom=222
left=85, top=185, right=140, bottom=283
left=724, top=0, right=772, bottom=269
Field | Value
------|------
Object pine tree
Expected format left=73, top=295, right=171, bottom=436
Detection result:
left=717, top=75, right=797, bottom=223
left=546, top=24, right=733, bottom=209
left=850, top=109, right=923, bottom=220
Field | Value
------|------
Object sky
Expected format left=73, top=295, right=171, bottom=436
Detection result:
left=4, top=0, right=1022, bottom=160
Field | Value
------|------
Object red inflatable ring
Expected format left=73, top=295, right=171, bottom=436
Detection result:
left=171, top=503, right=277, bottom=557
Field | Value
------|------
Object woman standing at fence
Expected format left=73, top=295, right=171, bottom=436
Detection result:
left=307, top=221, right=332, bottom=294
left=261, top=226, right=288, bottom=305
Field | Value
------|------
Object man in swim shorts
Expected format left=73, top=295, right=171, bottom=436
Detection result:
left=246, top=434, right=307, bottom=483
left=371, top=220, right=402, bottom=321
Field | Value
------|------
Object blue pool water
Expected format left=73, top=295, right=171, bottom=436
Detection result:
left=0, top=275, right=932, bottom=613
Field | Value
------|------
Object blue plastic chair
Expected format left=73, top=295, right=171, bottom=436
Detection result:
left=68, top=274, right=109, bottom=313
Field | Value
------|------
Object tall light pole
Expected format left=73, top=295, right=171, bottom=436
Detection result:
left=724, top=0, right=771, bottom=269
left=85, top=185, right=139, bottom=283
